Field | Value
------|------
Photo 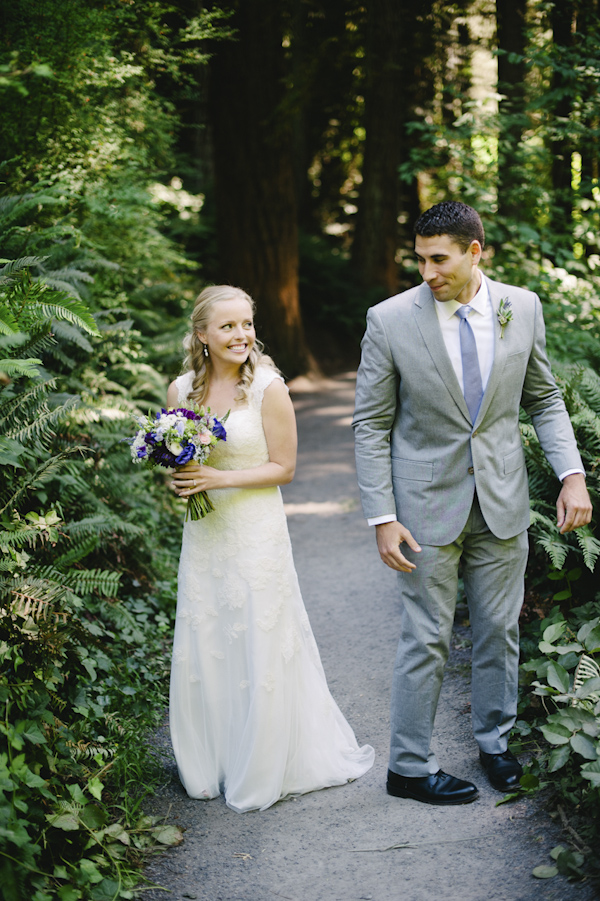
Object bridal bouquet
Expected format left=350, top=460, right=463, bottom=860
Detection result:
left=129, top=406, right=228, bottom=520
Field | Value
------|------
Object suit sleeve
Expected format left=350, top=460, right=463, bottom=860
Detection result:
left=521, top=296, right=584, bottom=478
left=352, top=307, right=400, bottom=520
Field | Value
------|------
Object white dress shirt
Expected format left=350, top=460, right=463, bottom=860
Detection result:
left=367, top=275, right=581, bottom=526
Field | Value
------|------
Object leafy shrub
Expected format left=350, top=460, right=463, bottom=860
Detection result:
left=0, top=260, right=183, bottom=899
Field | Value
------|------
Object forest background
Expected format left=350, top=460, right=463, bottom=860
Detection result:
left=1, top=0, right=600, bottom=898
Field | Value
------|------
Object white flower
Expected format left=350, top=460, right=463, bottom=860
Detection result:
left=166, top=438, right=183, bottom=455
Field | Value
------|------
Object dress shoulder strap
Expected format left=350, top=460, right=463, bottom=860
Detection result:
left=249, top=365, right=286, bottom=409
left=174, top=371, right=195, bottom=407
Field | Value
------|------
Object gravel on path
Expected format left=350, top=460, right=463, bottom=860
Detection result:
left=141, top=374, right=596, bottom=901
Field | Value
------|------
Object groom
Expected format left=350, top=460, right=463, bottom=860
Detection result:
left=352, top=201, right=592, bottom=805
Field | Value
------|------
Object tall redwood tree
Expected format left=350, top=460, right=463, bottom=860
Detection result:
left=208, top=0, right=311, bottom=376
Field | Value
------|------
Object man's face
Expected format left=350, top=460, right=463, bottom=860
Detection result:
left=414, top=234, right=482, bottom=304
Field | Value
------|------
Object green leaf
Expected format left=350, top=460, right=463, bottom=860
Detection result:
left=87, top=777, right=103, bottom=801
left=79, top=804, right=107, bottom=830
left=519, top=772, right=539, bottom=790
left=583, top=625, right=600, bottom=653
left=575, top=676, right=600, bottom=699
left=581, top=760, right=600, bottom=784
left=577, top=618, right=600, bottom=645
left=0, top=437, right=27, bottom=468
left=46, top=812, right=80, bottom=831
left=548, top=744, right=571, bottom=772
left=58, top=886, right=82, bottom=901
left=554, top=642, right=584, bottom=655
left=532, top=865, right=558, bottom=879
left=540, top=721, right=572, bottom=745
left=570, top=732, right=598, bottom=759
left=151, top=824, right=184, bottom=845
left=103, top=822, right=130, bottom=845
left=546, top=661, right=570, bottom=693
left=542, top=622, right=566, bottom=643
left=78, top=858, right=103, bottom=884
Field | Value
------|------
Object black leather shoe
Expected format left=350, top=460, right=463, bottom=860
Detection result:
left=479, top=750, right=523, bottom=792
left=387, top=769, right=478, bottom=805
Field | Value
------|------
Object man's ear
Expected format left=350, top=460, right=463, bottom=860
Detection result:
left=469, top=240, right=483, bottom=265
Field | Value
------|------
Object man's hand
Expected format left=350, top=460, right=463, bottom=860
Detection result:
left=375, top=520, right=422, bottom=571
left=556, top=473, right=593, bottom=533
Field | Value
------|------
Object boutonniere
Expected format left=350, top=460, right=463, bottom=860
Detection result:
left=497, top=298, right=513, bottom=339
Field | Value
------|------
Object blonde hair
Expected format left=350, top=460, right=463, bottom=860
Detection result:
left=182, top=285, right=278, bottom=405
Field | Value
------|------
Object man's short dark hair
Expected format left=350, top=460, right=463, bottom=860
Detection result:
left=414, top=201, right=485, bottom=252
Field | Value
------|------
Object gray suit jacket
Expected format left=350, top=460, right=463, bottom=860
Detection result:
left=352, top=276, right=584, bottom=544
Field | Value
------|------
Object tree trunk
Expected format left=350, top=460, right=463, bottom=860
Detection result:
left=549, top=0, right=576, bottom=240
left=351, top=0, right=404, bottom=295
left=208, top=0, right=311, bottom=377
left=496, top=0, right=528, bottom=223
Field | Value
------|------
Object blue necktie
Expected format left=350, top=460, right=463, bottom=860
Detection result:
left=455, top=305, right=483, bottom=422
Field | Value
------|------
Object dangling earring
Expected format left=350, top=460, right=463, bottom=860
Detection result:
left=203, top=343, right=209, bottom=358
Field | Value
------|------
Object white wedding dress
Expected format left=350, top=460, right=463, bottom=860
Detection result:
left=169, top=365, right=374, bottom=812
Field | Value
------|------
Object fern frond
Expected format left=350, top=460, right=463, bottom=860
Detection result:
left=576, top=368, right=600, bottom=415
left=33, top=295, right=99, bottom=337
left=0, top=256, right=48, bottom=284
left=67, top=740, right=116, bottom=761
left=4, top=394, right=79, bottom=444
left=62, top=515, right=145, bottom=541
left=576, top=530, right=600, bottom=572
left=50, top=320, right=94, bottom=353
left=0, top=378, right=56, bottom=427
left=529, top=508, right=557, bottom=531
left=8, top=577, right=70, bottom=623
left=535, top=536, right=570, bottom=570
left=34, top=563, right=121, bottom=597
left=0, top=447, right=87, bottom=516
left=0, top=357, right=42, bottom=378
left=0, top=304, right=19, bottom=334
left=66, top=568, right=121, bottom=597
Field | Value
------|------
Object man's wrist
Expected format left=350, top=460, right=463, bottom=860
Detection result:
left=368, top=514, right=397, bottom=527
left=559, top=469, right=585, bottom=482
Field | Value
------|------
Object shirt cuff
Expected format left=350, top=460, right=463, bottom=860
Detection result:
left=367, top=514, right=398, bottom=527
left=559, top=469, right=585, bottom=481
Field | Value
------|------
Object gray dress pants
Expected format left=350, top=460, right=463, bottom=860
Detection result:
left=389, top=495, right=529, bottom=777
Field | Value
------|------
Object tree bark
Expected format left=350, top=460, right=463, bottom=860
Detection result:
left=351, top=0, right=404, bottom=295
left=208, top=0, right=311, bottom=377
left=496, top=0, right=528, bottom=223
left=549, top=0, right=576, bottom=239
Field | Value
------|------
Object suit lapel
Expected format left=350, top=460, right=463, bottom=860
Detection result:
left=475, top=277, right=510, bottom=425
left=413, top=283, right=471, bottom=422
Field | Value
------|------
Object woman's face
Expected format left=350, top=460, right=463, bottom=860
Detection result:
left=199, top=298, right=256, bottom=368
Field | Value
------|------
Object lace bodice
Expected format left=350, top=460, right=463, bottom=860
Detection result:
left=174, top=365, right=285, bottom=471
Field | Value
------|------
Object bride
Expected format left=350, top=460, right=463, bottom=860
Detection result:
left=167, top=285, right=374, bottom=813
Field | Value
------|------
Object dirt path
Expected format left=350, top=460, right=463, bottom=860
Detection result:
left=141, top=374, right=595, bottom=901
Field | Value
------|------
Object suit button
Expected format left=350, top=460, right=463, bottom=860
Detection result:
left=472, top=430, right=478, bottom=437
left=468, top=466, right=474, bottom=474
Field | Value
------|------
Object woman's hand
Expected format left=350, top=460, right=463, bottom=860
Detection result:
left=170, top=462, right=226, bottom=496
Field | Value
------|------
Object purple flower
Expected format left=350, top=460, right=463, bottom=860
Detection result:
left=149, top=447, right=177, bottom=467
left=144, top=432, right=157, bottom=445
left=212, top=419, right=227, bottom=441
left=136, top=446, right=148, bottom=459
left=175, top=443, right=195, bottom=465
left=176, top=407, right=201, bottom=421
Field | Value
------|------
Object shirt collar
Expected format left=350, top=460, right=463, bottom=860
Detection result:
left=434, top=272, right=489, bottom=321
